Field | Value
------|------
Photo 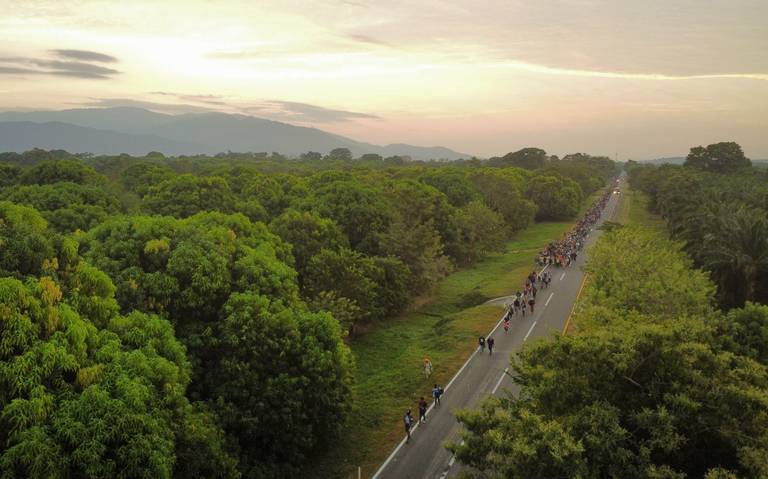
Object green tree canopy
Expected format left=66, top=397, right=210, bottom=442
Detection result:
left=684, top=142, right=751, bottom=173
left=20, top=159, right=104, bottom=186
left=450, top=200, right=506, bottom=265
left=0, top=182, right=121, bottom=233
left=419, top=168, right=479, bottom=207
left=325, top=147, right=353, bottom=161
left=0, top=275, right=238, bottom=479
left=0, top=201, right=54, bottom=278
left=269, top=209, right=348, bottom=286
left=0, top=163, right=22, bottom=187
left=306, top=178, right=392, bottom=254
left=120, top=162, right=175, bottom=197
left=526, top=174, right=583, bottom=220
left=488, top=147, right=548, bottom=170
left=143, top=175, right=237, bottom=218
left=198, top=292, right=353, bottom=478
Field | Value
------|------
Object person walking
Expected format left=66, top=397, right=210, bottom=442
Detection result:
left=528, top=297, right=535, bottom=313
left=478, top=336, right=485, bottom=352
left=432, top=384, right=443, bottom=406
left=418, top=397, right=428, bottom=424
left=404, top=409, right=414, bottom=443
left=503, top=316, right=510, bottom=333
left=487, top=337, right=495, bottom=355
left=423, top=358, right=433, bottom=378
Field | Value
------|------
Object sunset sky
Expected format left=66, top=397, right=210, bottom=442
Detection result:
left=1, top=0, right=766, bottom=159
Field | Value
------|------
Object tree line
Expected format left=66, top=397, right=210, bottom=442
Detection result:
left=450, top=225, right=768, bottom=478
left=628, top=141, right=768, bottom=308
left=0, top=147, right=616, bottom=478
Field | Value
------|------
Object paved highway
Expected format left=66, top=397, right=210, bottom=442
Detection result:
left=371, top=182, right=623, bottom=479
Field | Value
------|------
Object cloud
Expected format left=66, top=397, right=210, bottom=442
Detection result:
left=150, top=91, right=228, bottom=105
left=0, top=66, right=40, bottom=75
left=496, top=61, right=768, bottom=82
left=246, top=100, right=381, bottom=123
left=50, top=49, right=117, bottom=63
left=345, top=33, right=393, bottom=48
left=32, top=59, right=119, bottom=78
left=0, top=50, right=120, bottom=79
left=74, top=96, right=379, bottom=123
left=79, top=98, right=215, bottom=114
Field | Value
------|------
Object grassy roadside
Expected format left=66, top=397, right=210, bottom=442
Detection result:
left=615, top=186, right=665, bottom=231
left=312, top=190, right=607, bottom=478
left=314, top=223, right=571, bottom=478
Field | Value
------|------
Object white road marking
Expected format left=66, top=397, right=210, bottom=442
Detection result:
left=545, top=292, right=554, bottom=306
left=491, top=368, right=509, bottom=394
left=440, top=441, right=464, bottom=478
left=444, top=350, right=477, bottom=391
left=559, top=272, right=566, bottom=281
left=524, top=321, right=537, bottom=341
left=372, top=262, right=553, bottom=478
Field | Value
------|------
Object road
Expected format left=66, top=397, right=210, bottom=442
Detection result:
left=371, top=182, right=623, bottom=479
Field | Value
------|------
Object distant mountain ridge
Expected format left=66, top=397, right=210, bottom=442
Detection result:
left=643, top=157, right=768, bottom=166
left=0, top=107, right=469, bottom=160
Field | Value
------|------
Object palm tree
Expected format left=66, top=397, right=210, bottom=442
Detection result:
left=698, top=204, right=768, bottom=306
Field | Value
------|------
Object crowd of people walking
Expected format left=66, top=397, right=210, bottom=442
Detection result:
left=402, top=180, right=618, bottom=445
left=536, top=185, right=616, bottom=268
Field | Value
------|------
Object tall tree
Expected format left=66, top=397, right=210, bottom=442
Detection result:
left=684, top=142, right=751, bottom=173
left=489, top=147, right=548, bottom=169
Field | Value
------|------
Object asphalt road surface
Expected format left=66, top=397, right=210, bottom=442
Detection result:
left=371, top=182, right=623, bottom=479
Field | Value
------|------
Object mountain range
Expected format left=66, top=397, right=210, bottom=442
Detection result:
left=0, top=107, right=469, bottom=160
left=643, top=157, right=768, bottom=166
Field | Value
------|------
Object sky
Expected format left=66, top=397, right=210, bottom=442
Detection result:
left=0, top=0, right=767, bottom=159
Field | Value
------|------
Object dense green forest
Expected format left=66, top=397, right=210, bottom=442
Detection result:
left=0, top=147, right=616, bottom=478
left=629, top=142, right=768, bottom=308
left=450, top=142, right=768, bottom=478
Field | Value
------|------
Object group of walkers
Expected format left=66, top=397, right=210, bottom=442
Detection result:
left=403, top=181, right=617, bottom=445
left=502, top=268, right=546, bottom=324
left=404, top=384, right=444, bottom=442
left=536, top=185, right=616, bottom=268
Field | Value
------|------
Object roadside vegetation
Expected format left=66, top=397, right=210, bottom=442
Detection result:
left=0, top=147, right=616, bottom=478
left=451, top=142, right=768, bottom=478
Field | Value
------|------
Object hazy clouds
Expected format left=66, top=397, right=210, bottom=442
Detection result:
left=0, top=49, right=119, bottom=79
left=0, top=0, right=766, bottom=158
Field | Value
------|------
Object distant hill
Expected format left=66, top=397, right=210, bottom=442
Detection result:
left=0, top=121, right=211, bottom=156
left=643, top=157, right=768, bottom=167
left=0, top=107, right=469, bottom=160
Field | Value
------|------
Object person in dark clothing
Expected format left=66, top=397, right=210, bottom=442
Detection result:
left=404, top=409, right=414, bottom=442
left=487, top=337, right=495, bottom=355
left=432, top=384, right=443, bottom=406
left=418, top=397, right=428, bottom=423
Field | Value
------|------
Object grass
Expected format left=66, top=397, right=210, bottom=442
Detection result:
left=310, top=222, right=576, bottom=478
left=615, top=187, right=666, bottom=231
